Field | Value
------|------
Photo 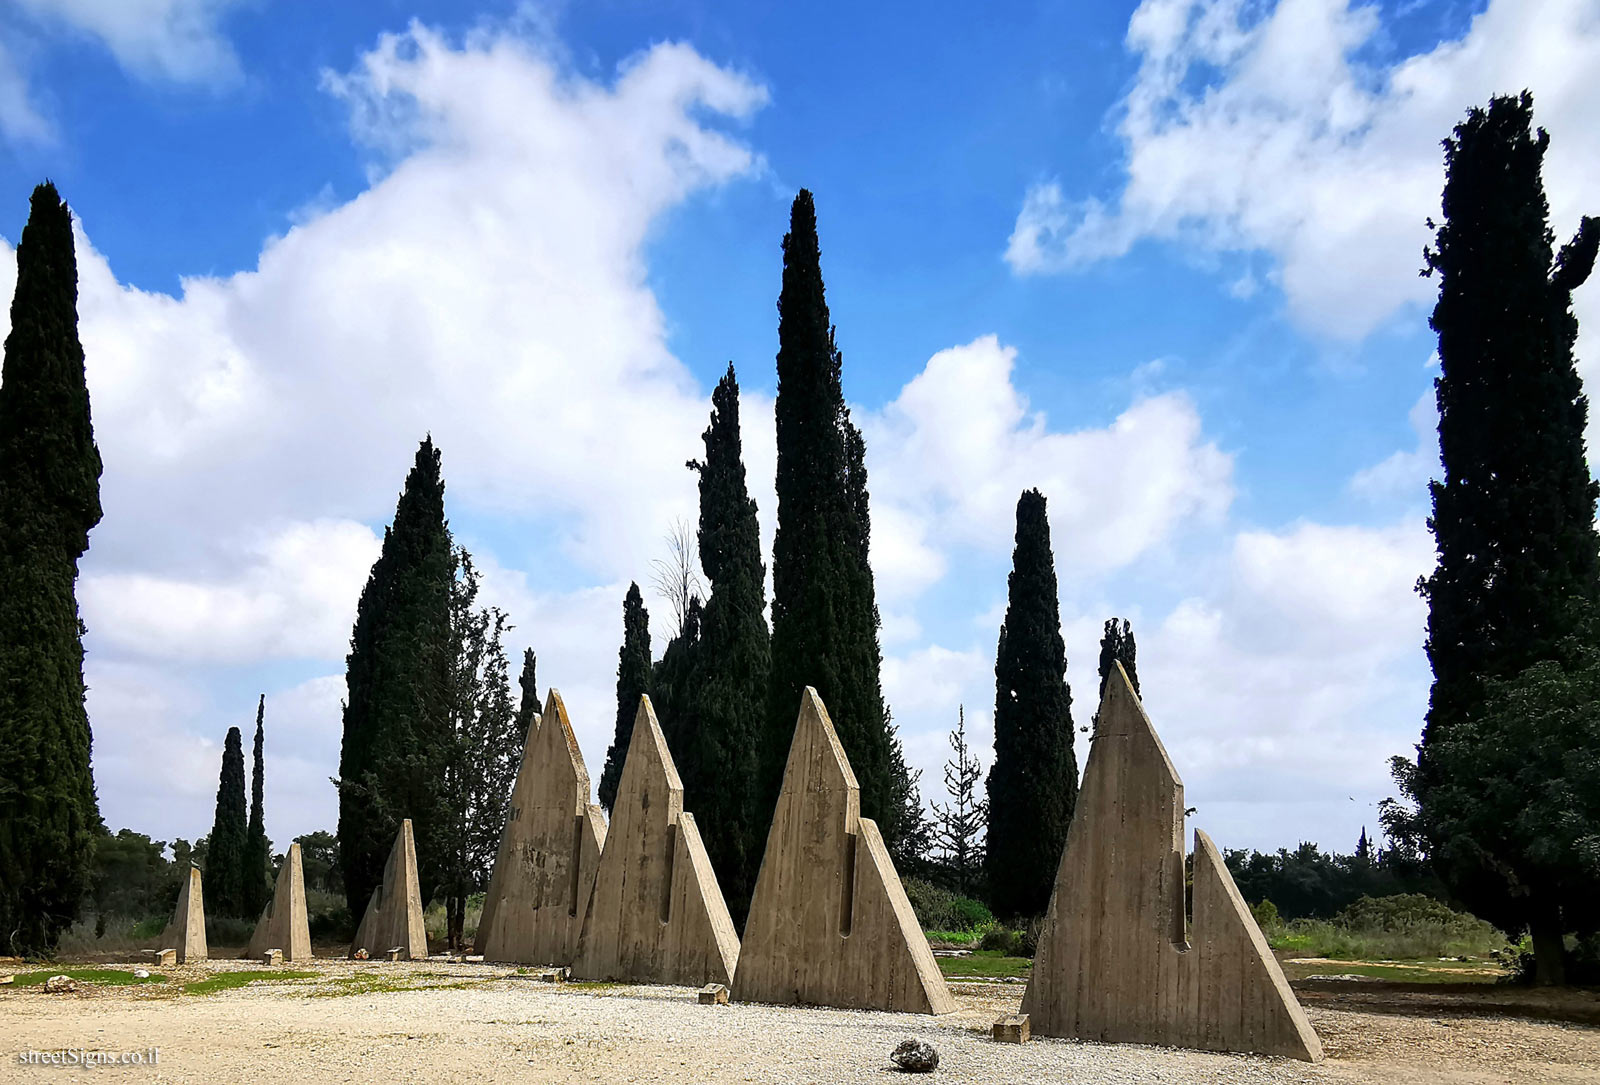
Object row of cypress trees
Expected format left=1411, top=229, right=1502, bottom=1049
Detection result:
left=204, top=696, right=273, bottom=918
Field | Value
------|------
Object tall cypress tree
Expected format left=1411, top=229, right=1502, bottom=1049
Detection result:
left=652, top=595, right=702, bottom=762
left=684, top=364, right=771, bottom=925
left=986, top=489, right=1078, bottom=919
left=337, top=437, right=454, bottom=916
left=767, top=189, right=907, bottom=850
left=243, top=695, right=271, bottom=917
left=514, top=648, right=539, bottom=745
left=208, top=726, right=249, bottom=918
left=600, top=582, right=652, bottom=814
left=0, top=182, right=104, bottom=955
left=1392, top=92, right=1599, bottom=983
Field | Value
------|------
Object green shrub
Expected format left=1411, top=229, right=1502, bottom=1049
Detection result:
left=904, top=878, right=956, bottom=931
left=1250, top=899, right=1280, bottom=929
left=948, top=897, right=994, bottom=931
left=204, top=915, right=256, bottom=948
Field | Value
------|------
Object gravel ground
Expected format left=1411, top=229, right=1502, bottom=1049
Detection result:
left=1, top=958, right=1595, bottom=1084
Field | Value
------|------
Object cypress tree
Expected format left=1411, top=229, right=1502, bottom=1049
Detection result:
left=600, top=582, right=652, bottom=814
left=684, top=364, right=771, bottom=925
left=0, top=182, right=104, bottom=955
left=986, top=489, right=1078, bottom=919
left=337, top=437, right=454, bottom=916
left=243, top=695, right=271, bottom=917
left=652, top=595, right=702, bottom=762
left=767, top=189, right=907, bottom=850
left=1393, top=92, right=1599, bottom=984
left=514, top=648, right=539, bottom=745
left=207, top=727, right=248, bottom=917
left=1095, top=618, right=1140, bottom=730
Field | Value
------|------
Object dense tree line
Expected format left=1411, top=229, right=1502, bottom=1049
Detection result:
left=1225, top=837, right=1441, bottom=921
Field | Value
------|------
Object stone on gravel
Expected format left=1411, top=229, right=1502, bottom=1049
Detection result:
left=133, top=969, right=151, bottom=979
left=43, top=975, right=76, bottom=994
left=992, top=1013, right=1029, bottom=1043
left=890, top=1039, right=939, bottom=1072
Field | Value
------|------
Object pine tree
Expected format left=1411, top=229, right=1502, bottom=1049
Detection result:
left=438, top=548, right=519, bottom=950
left=243, top=695, right=272, bottom=917
left=514, top=648, right=539, bottom=744
left=767, top=189, right=908, bottom=851
left=207, top=727, right=248, bottom=917
left=931, top=707, right=987, bottom=898
left=986, top=489, right=1078, bottom=919
left=337, top=437, right=454, bottom=916
left=1096, top=619, right=1139, bottom=704
left=1391, top=93, right=1599, bottom=985
left=600, top=583, right=652, bottom=814
left=0, top=182, right=105, bottom=955
left=683, top=364, right=771, bottom=925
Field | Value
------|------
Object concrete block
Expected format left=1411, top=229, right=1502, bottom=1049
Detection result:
left=1020, top=664, right=1323, bottom=1061
left=348, top=819, right=427, bottom=962
left=572, top=696, right=740, bottom=988
left=698, top=983, right=729, bottom=1005
left=160, top=866, right=207, bottom=963
left=261, top=949, right=283, bottom=966
left=733, top=688, right=955, bottom=1015
left=386, top=948, right=403, bottom=962
left=477, top=690, right=607, bottom=966
left=993, top=1013, right=1029, bottom=1043
left=246, top=842, right=313, bottom=962
left=534, top=966, right=568, bottom=983
left=153, top=949, right=176, bottom=968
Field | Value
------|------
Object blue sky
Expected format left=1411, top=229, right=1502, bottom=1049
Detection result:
left=1, top=0, right=1595, bottom=861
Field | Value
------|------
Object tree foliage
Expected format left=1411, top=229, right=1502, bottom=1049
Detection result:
left=767, top=189, right=910, bottom=853
left=1393, top=92, right=1600, bottom=984
left=930, top=707, right=987, bottom=898
left=243, top=695, right=272, bottom=918
left=600, top=582, right=652, bottom=814
left=986, top=488, right=1078, bottom=919
left=681, top=364, right=771, bottom=926
left=337, top=437, right=454, bottom=917
left=1097, top=618, right=1139, bottom=704
left=436, top=548, right=520, bottom=950
left=207, top=726, right=249, bottom=918
left=514, top=648, right=539, bottom=747
left=0, top=182, right=104, bottom=955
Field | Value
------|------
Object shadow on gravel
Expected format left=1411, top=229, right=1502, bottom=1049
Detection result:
left=1293, top=980, right=1600, bottom=1028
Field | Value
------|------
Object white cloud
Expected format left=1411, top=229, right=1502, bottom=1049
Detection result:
left=864, top=335, right=1234, bottom=596
left=1007, top=0, right=1600, bottom=345
left=14, top=0, right=247, bottom=85
left=0, top=36, right=51, bottom=144
left=1350, top=386, right=1437, bottom=502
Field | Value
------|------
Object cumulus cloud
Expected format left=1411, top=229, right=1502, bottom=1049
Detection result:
left=14, top=0, right=247, bottom=85
left=1350, top=387, right=1438, bottom=503
left=864, top=334, right=1234, bottom=597
left=1006, top=0, right=1600, bottom=344
left=0, top=36, right=51, bottom=144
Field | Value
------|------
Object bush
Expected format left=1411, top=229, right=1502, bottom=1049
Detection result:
left=948, top=897, right=994, bottom=931
left=1263, top=894, right=1505, bottom=961
left=1250, top=899, right=1280, bottom=930
left=977, top=924, right=1037, bottom=957
left=904, top=878, right=957, bottom=932
left=204, top=915, right=255, bottom=948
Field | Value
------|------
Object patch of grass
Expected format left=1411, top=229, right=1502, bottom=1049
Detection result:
left=12, top=968, right=167, bottom=987
left=181, top=969, right=319, bottom=995
left=924, top=929, right=984, bottom=946
left=1280, top=959, right=1500, bottom=984
left=563, top=981, right=622, bottom=992
left=935, top=950, right=1032, bottom=980
left=1264, top=918, right=1505, bottom=961
left=308, top=971, right=487, bottom=998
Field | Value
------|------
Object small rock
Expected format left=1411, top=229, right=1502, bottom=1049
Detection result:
left=44, top=975, right=77, bottom=994
left=352, top=948, right=370, bottom=960
left=890, top=1039, right=939, bottom=1073
left=132, top=969, right=151, bottom=979
left=0, top=974, right=14, bottom=985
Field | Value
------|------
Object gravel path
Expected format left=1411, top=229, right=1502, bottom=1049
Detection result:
left=1, top=959, right=1594, bottom=1083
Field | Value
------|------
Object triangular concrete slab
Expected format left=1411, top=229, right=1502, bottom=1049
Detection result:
left=246, top=842, right=313, bottom=961
left=1021, top=663, right=1323, bottom=1061
left=733, top=688, right=953, bottom=1014
left=572, top=695, right=739, bottom=987
left=161, top=866, right=207, bottom=963
left=349, top=819, right=427, bottom=961
left=476, top=689, right=607, bottom=965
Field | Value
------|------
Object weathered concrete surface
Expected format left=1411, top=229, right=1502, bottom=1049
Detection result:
left=349, top=819, right=427, bottom=961
left=161, top=867, right=207, bottom=963
left=476, top=689, right=607, bottom=966
left=1021, top=663, right=1323, bottom=1061
left=734, top=688, right=954, bottom=1015
left=572, top=696, right=739, bottom=987
left=246, top=842, right=313, bottom=961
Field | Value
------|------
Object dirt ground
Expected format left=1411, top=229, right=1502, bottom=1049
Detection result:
left=1, top=956, right=1596, bottom=1084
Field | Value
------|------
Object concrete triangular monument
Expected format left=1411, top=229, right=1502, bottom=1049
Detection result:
left=476, top=689, right=607, bottom=965
left=734, top=688, right=954, bottom=1014
left=161, top=865, right=207, bottom=963
left=1021, top=663, right=1323, bottom=1061
left=349, top=819, right=427, bottom=961
left=572, top=695, right=739, bottom=987
left=246, top=842, right=313, bottom=961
